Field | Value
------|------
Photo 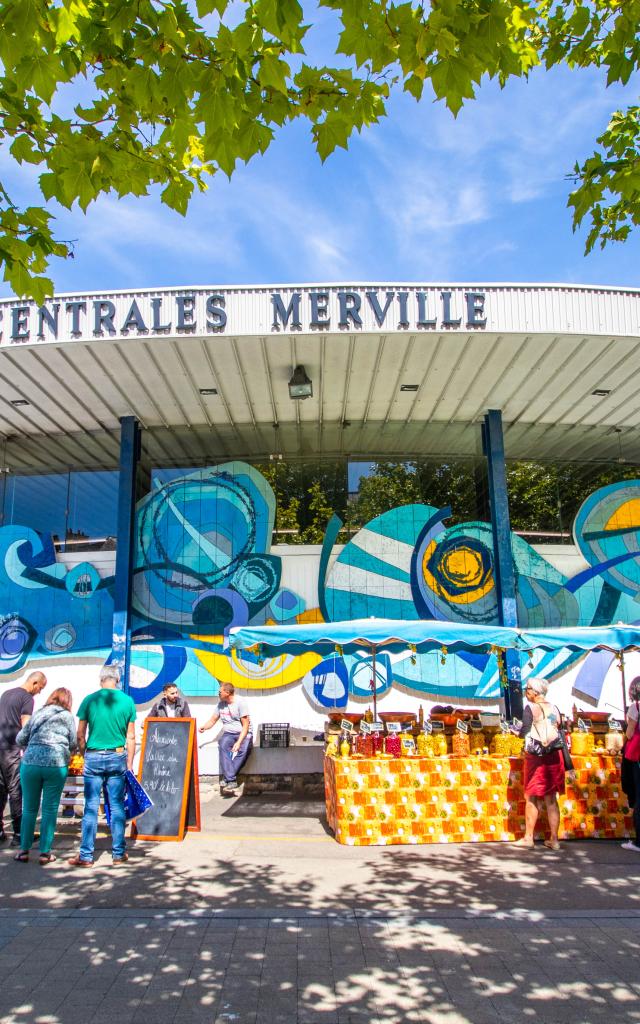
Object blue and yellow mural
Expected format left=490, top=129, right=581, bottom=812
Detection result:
left=0, top=462, right=639, bottom=709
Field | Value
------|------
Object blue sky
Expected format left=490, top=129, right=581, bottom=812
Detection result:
left=3, top=41, right=639, bottom=295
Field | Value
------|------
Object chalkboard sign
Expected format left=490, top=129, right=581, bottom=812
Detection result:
left=135, top=718, right=197, bottom=841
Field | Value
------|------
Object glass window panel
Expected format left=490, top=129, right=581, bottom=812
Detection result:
left=2, top=473, right=68, bottom=541
left=66, top=470, right=118, bottom=551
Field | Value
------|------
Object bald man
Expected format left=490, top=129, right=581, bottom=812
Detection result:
left=0, top=671, right=47, bottom=846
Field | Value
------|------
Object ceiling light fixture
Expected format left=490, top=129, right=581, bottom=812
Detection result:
left=400, top=384, right=419, bottom=392
left=288, top=365, right=313, bottom=400
left=199, top=388, right=218, bottom=396
left=592, top=389, right=611, bottom=397
left=10, top=399, right=29, bottom=407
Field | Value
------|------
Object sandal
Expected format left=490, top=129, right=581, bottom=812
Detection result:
left=544, top=839, right=561, bottom=851
left=39, top=853, right=57, bottom=865
left=13, top=851, right=29, bottom=863
left=514, top=837, right=534, bottom=848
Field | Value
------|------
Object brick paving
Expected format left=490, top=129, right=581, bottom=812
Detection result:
left=2, top=792, right=640, bottom=1023
left=2, top=906, right=640, bottom=1023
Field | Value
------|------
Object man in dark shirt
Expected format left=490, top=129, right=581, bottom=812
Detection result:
left=147, top=683, right=191, bottom=719
left=0, top=670, right=47, bottom=845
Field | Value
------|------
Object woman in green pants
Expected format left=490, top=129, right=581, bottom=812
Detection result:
left=14, top=687, right=77, bottom=864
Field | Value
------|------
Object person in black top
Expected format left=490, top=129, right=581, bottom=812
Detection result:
left=0, top=671, right=47, bottom=845
left=147, top=683, right=191, bottom=719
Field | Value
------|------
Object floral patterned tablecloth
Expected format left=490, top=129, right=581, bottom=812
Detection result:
left=324, top=753, right=633, bottom=846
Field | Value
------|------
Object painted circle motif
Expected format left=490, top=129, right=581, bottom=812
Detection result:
left=139, top=474, right=257, bottom=593
left=413, top=522, right=498, bottom=623
left=574, top=480, right=640, bottom=596
left=44, top=622, right=77, bottom=653
left=0, top=615, right=35, bottom=671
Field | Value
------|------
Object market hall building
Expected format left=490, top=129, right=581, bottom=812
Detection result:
left=0, top=282, right=639, bottom=772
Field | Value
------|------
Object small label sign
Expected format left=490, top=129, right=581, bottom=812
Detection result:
left=430, top=720, right=445, bottom=732
left=424, top=721, right=433, bottom=735
left=401, top=737, right=416, bottom=754
left=456, top=719, right=469, bottom=734
left=371, top=721, right=384, bottom=732
left=608, top=716, right=622, bottom=732
left=386, top=722, right=402, bottom=734
left=577, top=717, right=591, bottom=733
left=340, top=719, right=354, bottom=733
left=469, top=720, right=483, bottom=732
left=499, top=718, right=510, bottom=734
left=360, top=720, right=372, bottom=735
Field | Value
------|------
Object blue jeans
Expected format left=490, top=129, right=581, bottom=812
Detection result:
left=80, top=752, right=127, bottom=861
left=218, top=732, right=253, bottom=784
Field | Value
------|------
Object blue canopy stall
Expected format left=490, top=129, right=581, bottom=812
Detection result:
left=230, top=619, right=640, bottom=718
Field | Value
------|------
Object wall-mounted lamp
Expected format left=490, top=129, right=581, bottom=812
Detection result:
left=288, top=365, right=313, bottom=400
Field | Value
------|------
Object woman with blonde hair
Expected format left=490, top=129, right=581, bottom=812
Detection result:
left=13, top=686, right=77, bottom=864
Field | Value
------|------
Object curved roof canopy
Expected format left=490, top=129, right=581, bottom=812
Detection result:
left=0, top=282, right=638, bottom=471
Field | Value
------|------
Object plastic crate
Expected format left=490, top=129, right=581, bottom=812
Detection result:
left=259, top=722, right=290, bottom=748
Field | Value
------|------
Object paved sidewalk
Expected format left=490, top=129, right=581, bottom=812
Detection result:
left=2, top=793, right=640, bottom=1023
left=2, top=906, right=640, bottom=1024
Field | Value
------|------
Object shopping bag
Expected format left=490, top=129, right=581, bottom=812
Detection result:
left=103, top=770, right=153, bottom=825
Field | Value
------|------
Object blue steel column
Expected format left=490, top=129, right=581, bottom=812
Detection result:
left=482, top=409, right=522, bottom=720
left=112, top=416, right=141, bottom=694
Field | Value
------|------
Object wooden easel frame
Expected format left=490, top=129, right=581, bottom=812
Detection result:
left=134, top=717, right=196, bottom=842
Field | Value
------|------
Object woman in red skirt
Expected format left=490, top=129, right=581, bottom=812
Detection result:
left=515, top=678, right=567, bottom=851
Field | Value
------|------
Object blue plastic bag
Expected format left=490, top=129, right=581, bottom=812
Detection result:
left=103, top=769, right=153, bottom=825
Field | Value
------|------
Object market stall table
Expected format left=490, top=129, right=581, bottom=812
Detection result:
left=324, top=753, right=632, bottom=846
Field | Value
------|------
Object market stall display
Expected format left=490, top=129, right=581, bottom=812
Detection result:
left=230, top=618, right=640, bottom=848
left=325, top=751, right=631, bottom=846
left=323, top=706, right=629, bottom=846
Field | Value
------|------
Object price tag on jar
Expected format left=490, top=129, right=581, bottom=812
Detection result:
left=608, top=716, right=622, bottom=732
left=469, top=720, right=483, bottom=732
left=371, top=721, right=384, bottom=732
left=386, top=722, right=402, bottom=734
left=360, top=720, right=372, bottom=734
left=577, top=717, right=591, bottom=733
left=401, top=737, right=416, bottom=754
left=423, top=721, right=433, bottom=735
left=499, top=718, right=510, bottom=734
left=340, top=719, right=355, bottom=733
left=456, top=719, right=469, bottom=734
left=430, top=720, right=444, bottom=732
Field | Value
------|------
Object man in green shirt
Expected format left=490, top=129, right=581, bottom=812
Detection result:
left=68, top=665, right=136, bottom=867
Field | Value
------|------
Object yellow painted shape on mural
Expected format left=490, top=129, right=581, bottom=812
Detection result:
left=194, top=648, right=322, bottom=689
left=442, top=548, right=483, bottom=587
left=605, top=498, right=640, bottom=531
left=421, top=540, right=494, bottom=605
left=190, top=626, right=323, bottom=690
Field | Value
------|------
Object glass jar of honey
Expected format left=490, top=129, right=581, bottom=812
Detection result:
left=452, top=732, right=470, bottom=757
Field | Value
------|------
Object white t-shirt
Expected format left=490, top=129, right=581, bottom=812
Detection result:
left=217, top=698, right=250, bottom=734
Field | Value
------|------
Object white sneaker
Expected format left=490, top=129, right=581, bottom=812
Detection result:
left=621, top=841, right=640, bottom=851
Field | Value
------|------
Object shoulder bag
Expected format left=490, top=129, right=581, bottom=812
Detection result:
left=525, top=704, right=563, bottom=756
left=624, top=702, right=640, bottom=763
